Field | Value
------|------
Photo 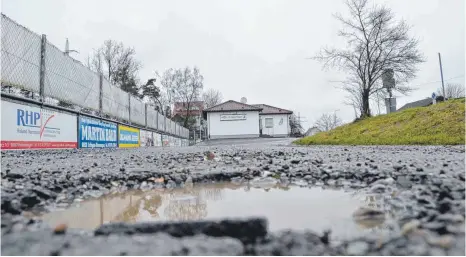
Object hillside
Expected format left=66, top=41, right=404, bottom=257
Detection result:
left=294, top=98, right=465, bottom=145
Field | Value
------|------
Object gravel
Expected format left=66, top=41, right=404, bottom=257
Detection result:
left=1, top=143, right=465, bottom=255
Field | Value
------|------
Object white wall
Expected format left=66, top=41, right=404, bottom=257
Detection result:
left=260, top=114, right=290, bottom=137
left=207, top=111, right=260, bottom=139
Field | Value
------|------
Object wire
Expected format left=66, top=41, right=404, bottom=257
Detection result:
left=327, top=74, right=465, bottom=87
left=410, top=74, right=465, bottom=88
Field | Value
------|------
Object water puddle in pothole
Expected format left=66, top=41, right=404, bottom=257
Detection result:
left=38, top=182, right=401, bottom=241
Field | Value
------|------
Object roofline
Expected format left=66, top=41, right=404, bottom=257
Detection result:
left=259, top=112, right=293, bottom=115
left=203, top=100, right=263, bottom=112
left=397, top=98, right=433, bottom=111
left=203, top=108, right=263, bottom=113
left=251, top=103, right=293, bottom=114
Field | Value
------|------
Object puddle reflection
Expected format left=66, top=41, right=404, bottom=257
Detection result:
left=40, top=182, right=397, bottom=240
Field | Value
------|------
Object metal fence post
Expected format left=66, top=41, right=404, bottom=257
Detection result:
left=156, top=111, right=159, bottom=131
left=144, top=103, right=148, bottom=128
left=39, top=34, right=47, bottom=104
left=99, top=74, right=103, bottom=117
left=128, top=93, right=131, bottom=124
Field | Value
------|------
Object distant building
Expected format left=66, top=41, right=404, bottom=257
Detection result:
left=397, top=98, right=433, bottom=112
left=172, top=101, right=205, bottom=117
left=203, top=100, right=293, bottom=139
left=172, top=101, right=205, bottom=140
left=304, top=126, right=321, bottom=136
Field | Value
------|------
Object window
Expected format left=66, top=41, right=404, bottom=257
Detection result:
left=265, top=118, right=274, bottom=128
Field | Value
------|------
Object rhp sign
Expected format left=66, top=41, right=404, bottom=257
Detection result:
left=1, top=100, right=77, bottom=149
left=79, top=117, right=117, bottom=148
left=118, top=125, right=140, bottom=148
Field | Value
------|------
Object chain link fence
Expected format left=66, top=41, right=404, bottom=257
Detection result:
left=1, top=14, right=41, bottom=97
left=157, top=112, right=166, bottom=132
left=1, top=14, right=189, bottom=139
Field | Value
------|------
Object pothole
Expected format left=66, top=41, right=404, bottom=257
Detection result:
left=37, top=182, right=402, bottom=241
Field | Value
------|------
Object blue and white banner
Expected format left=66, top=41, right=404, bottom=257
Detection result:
left=79, top=117, right=118, bottom=148
left=118, top=125, right=140, bottom=147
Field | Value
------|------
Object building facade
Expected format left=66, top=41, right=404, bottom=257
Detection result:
left=203, top=100, right=293, bottom=139
left=253, top=104, right=293, bottom=138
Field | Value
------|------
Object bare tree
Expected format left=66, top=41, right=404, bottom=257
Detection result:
left=173, top=67, right=204, bottom=127
left=101, top=40, right=123, bottom=83
left=202, top=88, right=223, bottom=108
left=142, top=69, right=179, bottom=115
left=90, top=40, right=141, bottom=95
left=312, top=0, right=425, bottom=118
left=437, top=83, right=465, bottom=99
left=142, top=67, right=204, bottom=123
left=157, top=69, right=178, bottom=112
left=314, top=113, right=342, bottom=132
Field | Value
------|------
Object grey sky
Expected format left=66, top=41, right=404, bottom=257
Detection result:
left=2, top=0, right=464, bottom=128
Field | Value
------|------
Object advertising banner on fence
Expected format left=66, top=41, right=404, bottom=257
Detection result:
left=154, top=132, right=162, bottom=147
left=167, top=136, right=173, bottom=147
left=118, top=125, right=140, bottom=148
left=78, top=117, right=117, bottom=148
left=140, top=130, right=154, bottom=147
left=162, top=134, right=169, bottom=147
left=1, top=100, right=77, bottom=150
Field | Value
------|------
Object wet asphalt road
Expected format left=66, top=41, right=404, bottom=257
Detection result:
left=1, top=139, right=465, bottom=255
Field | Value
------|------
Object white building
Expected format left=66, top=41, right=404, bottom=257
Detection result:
left=252, top=104, right=293, bottom=138
left=203, top=100, right=293, bottom=139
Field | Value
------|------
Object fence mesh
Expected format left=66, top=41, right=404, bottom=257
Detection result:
left=1, top=14, right=41, bottom=94
left=167, top=119, right=173, bottom=135
left=158, top=112, right=165, bottom=132
left=172, top=121, right=176, bottom=135
left=129, top=95, right=145, bottom=126
left=146, top=108, right=158, bottom=130
left=101, top=78, right=130, bottom=121
left=0, top=14, right=187, bottom=138
left=44, top=42, right=100, bottom=110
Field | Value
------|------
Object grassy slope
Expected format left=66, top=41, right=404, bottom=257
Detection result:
left=295, top=98, right=465, bottom=145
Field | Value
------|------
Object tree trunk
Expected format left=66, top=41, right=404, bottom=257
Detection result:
left=361, top=90, right=371, bottom=118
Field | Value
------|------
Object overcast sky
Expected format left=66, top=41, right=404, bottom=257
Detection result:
left=2, top=0, right=464, bottom=128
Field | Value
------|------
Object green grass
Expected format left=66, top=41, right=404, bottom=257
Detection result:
left=294, top=98, right=465, bottom=146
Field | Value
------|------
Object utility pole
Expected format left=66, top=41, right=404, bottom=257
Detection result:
left=438, top=53, right=446, bottom=99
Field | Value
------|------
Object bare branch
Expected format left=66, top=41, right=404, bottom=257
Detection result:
left=437, top=83, right=465, bottom=99
left=202, top=88, right=223, bottom=108
left=314, top=112, right=343, bottom=132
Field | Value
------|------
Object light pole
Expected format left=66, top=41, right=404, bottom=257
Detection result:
left=438, top=53, right=446, bottom=99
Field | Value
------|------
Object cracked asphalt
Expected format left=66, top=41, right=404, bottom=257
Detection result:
left=1, top=138, right=465, bottom=255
